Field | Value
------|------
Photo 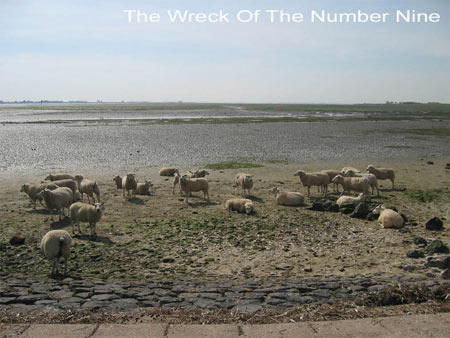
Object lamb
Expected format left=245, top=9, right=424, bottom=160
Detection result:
left=159, top=167, right=178, bottom=176
left=37, top=187, right=73, bottom=222
left=179, top=175, right=209, bottom=203
left=225, top=198, right=254, bottom=215
left=74, top=175, right=100, bottom=204
left=113, top=175, right=122, bottom=189
left=172, top=172, right=182, bottom=195
left=122, top=174, right=138, bottom=198
left=50, top=179, right=78, bottom=193
left=69, top=202, right=103, bottom=236
left=372, top=205, right=404, bottom=228
left=20, top=182, right=59, bottom=209
left=135, top=180, right=153, bottom=195
left=332, top=175, right=370, bottom=196
left=45, top=173, right=74, bottom=181
left=343, top=169, right=379, bottom=196
left=268, top=187, right=304, bottom=206
left=293, top=170, right=329, bottom=196
left=321, top=170, right=341, bottom=193
left=336, top=192, right=366, bottom=207
left=190, top=169, right=210, bottom=178
left=41, top=230, right=72, bottom=276
left=235, top=173, right=254, bottom=196
left=366, top=165, right=395, bottom=189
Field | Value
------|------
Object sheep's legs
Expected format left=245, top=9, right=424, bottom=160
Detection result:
left=63, top=258, right=67, bottom=276
left=391, top=179, right=395, bottom=189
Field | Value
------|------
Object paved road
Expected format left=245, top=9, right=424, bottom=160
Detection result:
left=1, top=313, right=449, bottom=337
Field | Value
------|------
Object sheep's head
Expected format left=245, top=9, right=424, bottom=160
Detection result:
left=294, top=170, right=305, bottom=178
left=332, top=175, right=344, bottom=183
left=246, top=175, right=253, bottom=182
left=372, top=204, right=385, bottom=215
left=180, top=175, right=188, bottom=183
left=344, top=169, right=355, bottom=177
left=74, top=175, right=84, bottom=183
left=20, top=184, right=28, bottom=193
left=94, top=203, right=104, bottom=213
left=244, top=202, right=253, bottom=214
left=268, top=187, right=279, bottom=195
left=203, top=170, right=210, bottom=176
left=366, top=165, right=374, bottom=172
left=145, top=180, right=153, bottom=187
left=44, top=174, right=52, bottom=181
left=36, top=189, right=48, bottom=199
left=113, top=175, right=121, bottom=182
left=126, top=173, right=135, bottom=181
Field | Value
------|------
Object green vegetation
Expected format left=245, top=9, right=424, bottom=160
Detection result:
left=205, top=161, right=264, bottom=170
left=404, top=188, right=450, bottom=203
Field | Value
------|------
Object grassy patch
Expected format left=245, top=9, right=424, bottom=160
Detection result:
left=404, top=188, right=450, bottom=203
left=205, top=161, right=263, bottom=170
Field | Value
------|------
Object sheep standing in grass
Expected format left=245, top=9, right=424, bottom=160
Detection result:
left=332, top=175, right=370, bottom=196
left=179, top=175, right=209, bottom=203
left=366, top=165, right=395, bottom=189
left=41, top=230, right=72, bottom=276
left=135, top=180, right=153, bottom=195
left=20, top=182, right=58, bottom=209
left=49, top=179, right=78, bottom=193
left=122, top=174, right=138, bottom=199
left=293, top=170, right=329, bottom=197
left=372, top=205, right=403, bottom=228
left=236, top=173, right=254, bottom=196
left=159, top=167, right=178, bottom=176
left=70, top=202, right=103, bottom=236
left=226, top=198, right=254, bottom=215
left=45, top=173, right=74, bottom=181
left=336, top=193, right=366, bottom=207
left=343, top=169, right=379, bottom=196
left=113, top=175, right=122, bottom=189
left=268, top=187, right=304, bottom=206
left=321, top=170, right=341, bottom=193
left=74, top=175, right=100, bottom=204
left=37, top=187, right=73, bottom=222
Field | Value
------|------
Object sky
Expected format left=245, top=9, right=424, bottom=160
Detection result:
left=0, top=0, right=449, bottom=103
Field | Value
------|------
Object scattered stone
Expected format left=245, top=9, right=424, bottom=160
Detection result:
left=414, top=236, right=427, bottom=246
left=329, top=204, right=340, bottom=212
left=304, top=268, right=312, bottom=272
left=441, top=269, right=450, bottom=280
left=425, top=217, right=444, bottom=231
left=9, top=234, right=25, bottom=246
left=426, top=161, right=434, bottom=165
left=308, top=202, right=325, bottom=211
left=350, top=203, right=370, bottom=219
left=339, top=203, right=355, bottom=215
left=402, top=264, right=415, bottom=272
left=446, top=163, right=450, bottom=170
left=233, top=304, right=262, bottom=313
left=426, top=240, right=449, bottom=254
left=406, top=249, right=424, bottom=258
left=425, top=255, right=450, bottom=269
left=367, top=212, right=378, bottom=221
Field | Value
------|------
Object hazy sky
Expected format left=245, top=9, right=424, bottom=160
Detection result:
left=0, top=0, right=449, bottom=103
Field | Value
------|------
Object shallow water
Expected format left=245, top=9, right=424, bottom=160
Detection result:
left=0, top=118, right=447, bottom=175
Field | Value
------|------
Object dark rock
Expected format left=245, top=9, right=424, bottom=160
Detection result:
left=329, top=204, right=340, bottom=212
left=426, top=217, right=444, bottom=231
left=91, top=294, right=119, bottom=301
left=400, top=213, right=408, bottom=224
left=193, top=298, right=217, bottom=309
left=350, top=203, right=370, bottom=219
left=414, top=236, right=427, bottom=246
left=308, top=202, right=325, bottom=211
left=426, top=161, right=434, bottom=165
left=339, top=203, right=355, bottom=214
left=266, top=298, right=285, bottom=305
left=441, top=269, right=450, bottom=280
left=446, top=163, right=450, bottom=170
left=406, top=249, right=424, bottom=258
left=0, top=297, right=16, bottom=304
left=425, top=255, right=450, bottom=269
left=158, top=296, right=179, bottom=305
left=9, top=233, right=25, bottom=246
left=311, top=289, right=332, bottom=298
left=426, top=240, right=449, bottom=254
left=16, top=294, right=49, bottom=304
left=367, top=212, right=378, bottom=221
left=402, top=264, right=416, bottom=272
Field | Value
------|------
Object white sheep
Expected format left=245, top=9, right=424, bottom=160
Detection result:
left=235, top=173, right=254, bottom=196
left=336, top=192, right=366, bottom=207
left=190, top=169, right=210, bottom=178
left=179, top=175, right=209, bottom=203
left=268, top=187, right=304, bottom=206
left=343, top=169, right=379, bottom=196
left=113, top=175, right=122, bottom=189
left=41, top=230, right=72, bottom=276
left=293, top=170, right=329, bottom=196
left=159, top=167, right=178, bottom=176
left=135, top=180, right=153, bottom=195
left=366, top=165, right=395, bottom=189
left=340, top=167, right=361, bottom=174
left=372, top=205, right=404, bottom=228
left=20, top=182, right=58, bottom=209
left=69, top=202, right=103, bottom=236
left=122, top=174, right=138, bottom=198
left=49, top=179, right=78, bottom=193
left=74, top=175, right=100, bottom=204
left=45, top=173, right=74, bottom=181
left=321, top=169, right=341, bottom=193
left=332, top=175, right=370, bottom=196
left=172, top=172, right=182, bottom=195
left=225, top=198, right=254, bottom=215
left=37, top=187, right=73, bottom=222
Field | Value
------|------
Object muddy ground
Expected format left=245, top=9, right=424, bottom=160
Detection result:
left=1, top=156, right=449, bottom=282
